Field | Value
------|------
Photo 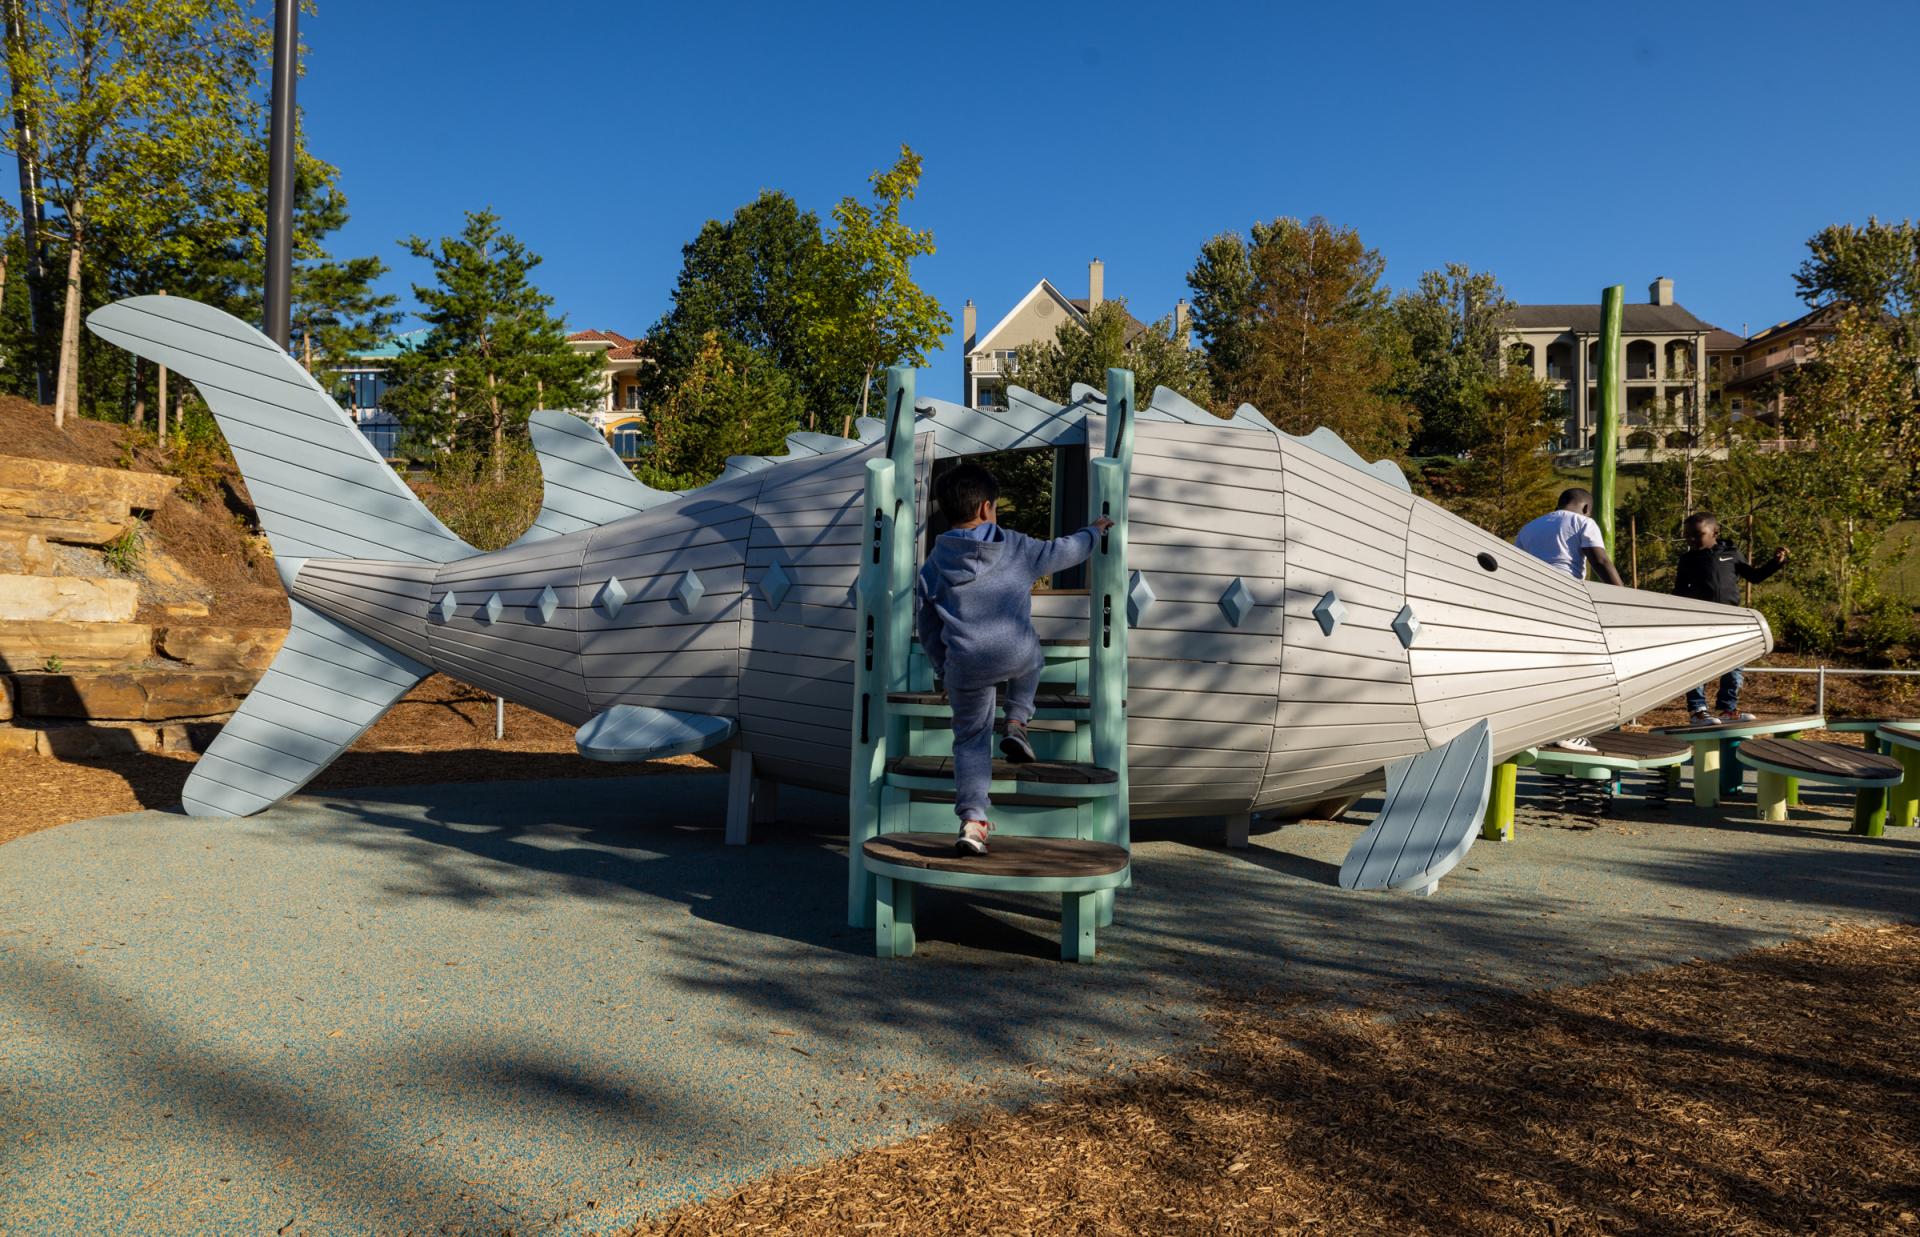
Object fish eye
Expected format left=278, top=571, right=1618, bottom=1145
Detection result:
left=1476, top=552, right=1498, bottom=572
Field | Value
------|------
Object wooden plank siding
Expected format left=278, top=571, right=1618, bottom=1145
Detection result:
left=1590, top=584, right=1771, bottom=718
left=1403, top=504, right=1619, bottom=757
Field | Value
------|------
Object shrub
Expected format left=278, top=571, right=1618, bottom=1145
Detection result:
left=1756, top=590, right=1836, bottom=654
left=1859, top=594, right=1918, bottom=664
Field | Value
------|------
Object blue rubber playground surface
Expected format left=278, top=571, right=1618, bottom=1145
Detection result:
left=2, top=772, right=1915, bottom=1233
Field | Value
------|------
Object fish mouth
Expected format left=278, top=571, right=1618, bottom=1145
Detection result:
left=1587, top=583, right=1773, bottom=719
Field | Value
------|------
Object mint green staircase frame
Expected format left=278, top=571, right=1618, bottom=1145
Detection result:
left=847, top=367, right=1135, bottom=961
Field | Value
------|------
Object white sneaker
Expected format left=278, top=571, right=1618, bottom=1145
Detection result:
left=956, top=819, right=991, bottom=856
left=1553, top=736, right=1596, bottom=752
left=1719, top=709, right=1756, bottom=722
left=1689, top=710, right=1716, bottom=725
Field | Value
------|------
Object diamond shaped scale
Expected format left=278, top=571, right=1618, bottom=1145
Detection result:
left=1312, top=590, right=1346, bottom=636
left=435, top=591, right=458, bottom=623
left=533, top=584, right=559, bottom=624
left=1392, top=603, right=1421, bottom=648
left=1126, top=570, right=1156, bottom=627
left=1218, top=577, right=1255, bottom=628
left=480, top=592, right=503, bottom=624
left=597, top=576, right=629, bottom=620
left=673, top=569, right=706, bottom=614
left=760, top=561, right=793, bottom=610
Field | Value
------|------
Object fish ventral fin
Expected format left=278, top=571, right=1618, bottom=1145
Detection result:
left=516, top=410, right=678, bottom=545
left=575, top=706, right=737, bottom=762
left=180, top=599, right=433, bottom=818
left=1338, top=719, right=1493, bottom=893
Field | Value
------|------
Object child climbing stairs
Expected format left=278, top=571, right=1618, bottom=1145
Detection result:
left=848, top=367, right=1136, bottom=962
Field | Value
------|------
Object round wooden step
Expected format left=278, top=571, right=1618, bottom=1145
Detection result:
left=863, top=832, right=1128, bottom=879
left=885, top=755, right=1117, bottom=784
left=1735, top=738, right=1904, bottom=787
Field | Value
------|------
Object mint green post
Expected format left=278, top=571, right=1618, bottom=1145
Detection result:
left=848, top=457, right=896, bottom=928
left=1594, top=285, right=1624, bottom=555
left=1092, top=369, right=1134, bottom=923
left=883, top=367, right=917, bottom=724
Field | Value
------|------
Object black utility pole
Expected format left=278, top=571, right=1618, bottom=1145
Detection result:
left=3, top=0, right=53, bottom=401
left=262, top=0, right=297, bottom=350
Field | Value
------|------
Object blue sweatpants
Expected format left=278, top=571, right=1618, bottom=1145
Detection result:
left=948, top=663, right=1041, bottom=822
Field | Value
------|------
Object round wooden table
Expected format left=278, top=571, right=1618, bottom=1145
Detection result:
left=1825, top=717, right=1920, bottom=755
left=1734, top=738, right=1905, bottom=833
left=1650, top=715, right=1824, bottom=808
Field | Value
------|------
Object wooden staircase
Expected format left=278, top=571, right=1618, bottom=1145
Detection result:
left=847, top=367, right=1135, bottom=962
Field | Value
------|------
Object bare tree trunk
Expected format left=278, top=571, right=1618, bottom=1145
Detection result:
left=4, top=0, right=52, bottom=404
left=488, top=369, right=503, bottom=483
left=51, top=199, right=83, bottom=428
left=157, top=290, right=168, bottom=451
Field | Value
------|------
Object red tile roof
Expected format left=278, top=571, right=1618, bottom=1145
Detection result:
left=568, top=329, right=645, bottom=361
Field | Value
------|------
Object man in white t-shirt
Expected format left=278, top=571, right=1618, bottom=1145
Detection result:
left=1513, top=489, right=1626, bottom=753
left=1514, top=489, right=1625, bottom=586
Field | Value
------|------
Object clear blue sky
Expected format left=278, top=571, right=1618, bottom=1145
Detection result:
left=299, top=0, right=1919, bottom=402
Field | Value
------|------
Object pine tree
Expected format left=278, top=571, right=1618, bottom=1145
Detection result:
left=1393, top=265, right=1511, bottom=456
left=382, top=210, right=600, bottom=474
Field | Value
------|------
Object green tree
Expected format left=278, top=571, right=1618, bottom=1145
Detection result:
left=1447, top=360, right=1560, bottom=538
left=382, top=210, right=600, bottom=473
left=1004, top=299, right=1212, bottom=409
left=1393, top=264, right=1510, bottom=456
left=638, top=189, right=824, bottom=412
left=1777, top=309, right=1915, bottom=617
left=1187, top=216, right=1412, bottom=458
left=639, top=330, right=802, bottom=488
left=1794, top=216, right=1920, bottom=349
left=1, top=0, right=268, bottom=425
left=800, top=144, right=949, bottom=424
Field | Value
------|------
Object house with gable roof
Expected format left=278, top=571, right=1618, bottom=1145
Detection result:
left=960, top=259, right=1188, bottom=409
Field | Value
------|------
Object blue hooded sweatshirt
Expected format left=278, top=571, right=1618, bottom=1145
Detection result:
left=915, top=523, right=1102, bottom=689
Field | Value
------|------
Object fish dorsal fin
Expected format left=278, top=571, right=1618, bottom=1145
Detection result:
left=915, top=394, right=1085, bottom=458
left=1240, top=406, right=1411, bottom=494
left=697, top=417, right=889, bottom=487
left=516, top=410, right=676, bottom=545
left=1147, top=385, right=1229, bottom=425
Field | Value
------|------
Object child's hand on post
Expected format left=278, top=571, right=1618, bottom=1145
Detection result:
left=1772, top=547, right=1789, bottom=565
left=1091, top=517, right=1115, bottom=533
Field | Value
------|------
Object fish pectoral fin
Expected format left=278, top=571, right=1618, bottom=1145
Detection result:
left=574, top=706, right=736, bottom=763
left=1338, top=719, right=1494, bottom=893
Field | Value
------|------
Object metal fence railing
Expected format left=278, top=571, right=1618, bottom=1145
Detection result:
left=1740, top=666, right=1920, bottom=716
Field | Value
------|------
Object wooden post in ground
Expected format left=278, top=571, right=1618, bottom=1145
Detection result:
left=1481, top=759, right=1518, bottom=841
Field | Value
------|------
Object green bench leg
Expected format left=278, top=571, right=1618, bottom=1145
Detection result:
left=1061, top=892, right=1097, bottom=963
left=1719, top=738, right=1745, bottom=797
left=1481, top=760, right=1517, bottom=841
left=1754, top=770, right=1789, bottom=822
left=1851, top=786, right=1889, bottom=839
left=1664, top=764, right=1682, bottom=795
left=1096, top=886, right=1115, bottom=927
left=1691, top=741, right=1721, bottom=807
left=1781, top=730, right=1801, bottom=805
left=874, top=875, right=916, bottom=958
left=1892, top=747, right=1920, bottom=829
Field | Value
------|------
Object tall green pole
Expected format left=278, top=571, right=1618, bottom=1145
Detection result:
left=1594, top=285, right=1624, bottom=556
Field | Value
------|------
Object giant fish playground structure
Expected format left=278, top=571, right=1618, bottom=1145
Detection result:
left=88, top=296, right=1772, bottom=961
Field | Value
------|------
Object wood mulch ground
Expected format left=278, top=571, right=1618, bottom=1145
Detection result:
left=634, top=924, right=1920, bottom=1236
left=0, top=674, right=716, bottom=846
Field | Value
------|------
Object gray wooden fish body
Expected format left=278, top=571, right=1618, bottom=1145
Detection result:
left=87, top=295, right=1769, bottom=820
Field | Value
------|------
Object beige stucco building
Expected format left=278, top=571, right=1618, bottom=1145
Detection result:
left=960, top=259, right=1186, bottom=409
left=1501, top=278, right=1741, bottom=451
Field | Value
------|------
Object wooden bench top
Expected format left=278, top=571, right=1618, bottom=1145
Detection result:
left=1652, top=714, right=1824, bottom=740
left=863, top=832, right=1129, bottom=878
left=886, top=756, right=1118, bottom=784
left=886, top=690, right=1091, bottom=709
left=1539, top=732, right=1690, bottom=763
left=1735, top=738, right=1904, bottom=785
left=1825, top=717, right=1920, bottom=732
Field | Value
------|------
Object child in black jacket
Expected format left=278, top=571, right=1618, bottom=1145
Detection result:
left=1675, top=512, right=1789, bottom=722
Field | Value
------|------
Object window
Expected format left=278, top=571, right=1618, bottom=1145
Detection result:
left=623, top=384, right=643, bottom=410
left=340, top=370, right=388, bottom=410
left=357, top=410, right=401, bottom=458
left=610, top=425, right=650, bottom=461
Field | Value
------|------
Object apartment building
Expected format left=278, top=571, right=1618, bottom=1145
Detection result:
left=1501, top=277, right=1739, bottom=450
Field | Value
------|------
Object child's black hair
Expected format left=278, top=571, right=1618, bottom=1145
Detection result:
left=936, top=462, right=998, bottom=524
left=1684, top=511, right=1719, bottom=535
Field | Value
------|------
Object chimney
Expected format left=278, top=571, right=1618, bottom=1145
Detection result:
left=962, top=299, right=977, bottom=353
left=1088, top=258, right=1104, bottom=311
left=1175, top=298, right=1190, bottom=344
left=1650, top=276, right=1674, bottom=307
